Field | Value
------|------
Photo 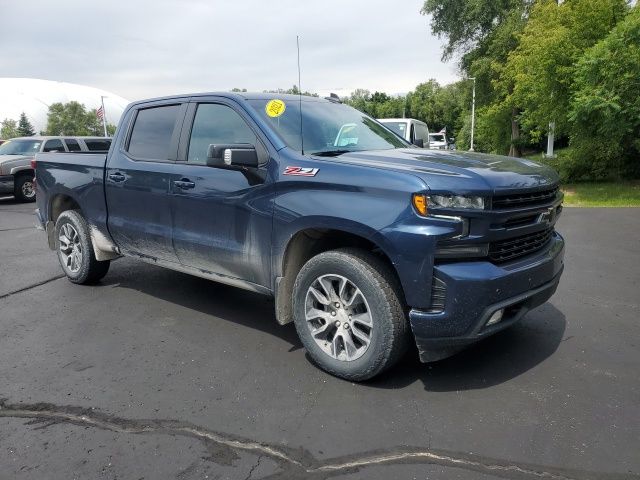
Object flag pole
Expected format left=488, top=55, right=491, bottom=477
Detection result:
left=100, top=96, right=108, bottom=137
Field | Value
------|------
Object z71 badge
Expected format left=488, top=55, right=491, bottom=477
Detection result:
left=283, top=166, right=319, bottom=177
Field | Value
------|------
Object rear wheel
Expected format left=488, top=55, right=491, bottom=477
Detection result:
left=14, top=174, right=36, bottom=202
left=55, top=210, right=110, bottom=284
left=293, top=248, right=408, bottom=381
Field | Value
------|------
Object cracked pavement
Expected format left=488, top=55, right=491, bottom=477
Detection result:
left=0, top=196, right=639, bottom=479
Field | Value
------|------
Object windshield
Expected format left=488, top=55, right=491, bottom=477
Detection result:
left=0, top=140, right=42, bottom=155
left=379, top=121, right=408, bottom=138
left=247, top=99, right=408, bottom=155
left=429, top=134, right=445, bottom=143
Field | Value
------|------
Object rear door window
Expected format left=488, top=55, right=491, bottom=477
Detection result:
left=64, top=138, right=81, bottom=151
left=43, top=139, right=65, bottom=152
left=127, top=105, right=181, bottom=160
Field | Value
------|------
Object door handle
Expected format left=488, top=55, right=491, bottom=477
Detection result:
left=173, top=178, right=195, bottom=190
left=108, top=172, right=125, bottom=182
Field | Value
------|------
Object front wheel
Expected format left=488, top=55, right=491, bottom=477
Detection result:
left=293, top=248, right=409, bottom=381
left=55, top=210, right=110, bottom=284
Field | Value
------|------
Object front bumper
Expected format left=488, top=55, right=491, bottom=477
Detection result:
left=0, top=174, right=14, bottom=194
left=410, top=232, right=565, bottom=362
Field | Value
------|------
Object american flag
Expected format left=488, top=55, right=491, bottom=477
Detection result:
left=96, top=106, right=104, bottom=120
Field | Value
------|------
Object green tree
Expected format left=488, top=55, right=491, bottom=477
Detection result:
left=421, top=0, right=532, bottom=61
left=374, top=96, right=405, bottom=119
left=408, top=80, right=439, bottom=124
left=568, top=6, right=640, bottom=179
left=344, top=89, right=372, bottom=113
left=45, top=101, right=105, bottom=136
left=343, top=81, right=468, bottom=141
left=16, top=112, right=36, bottom=136
left=501, top=0, right=628, bottom=142
left=1, top=118, right=18, bottom=139
left=405, top=80, right=468, bottom=138
left=343, top=90, right=407, bottom=119
left=422, top=0, right=533, bottom=154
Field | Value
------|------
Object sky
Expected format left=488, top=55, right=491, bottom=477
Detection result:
left=0, top=0, right=460, bottom=102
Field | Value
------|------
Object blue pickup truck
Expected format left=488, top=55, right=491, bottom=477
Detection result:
left=34, top=92, right=564, bottom=381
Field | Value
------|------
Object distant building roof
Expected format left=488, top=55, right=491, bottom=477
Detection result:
left=0, top=78, right=129, bottom=133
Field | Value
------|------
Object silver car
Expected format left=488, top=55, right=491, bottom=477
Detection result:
left=0, top=136, right=111, bottom=202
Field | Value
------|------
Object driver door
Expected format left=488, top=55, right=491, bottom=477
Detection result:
left=170, top=100, right=274, bottom=288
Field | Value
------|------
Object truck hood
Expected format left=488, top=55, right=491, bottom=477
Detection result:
left=0, top=154, right=32, bottom=163
left=322, top=148, right=559, bottom=193
left=0, top=154, right=32, bottom=175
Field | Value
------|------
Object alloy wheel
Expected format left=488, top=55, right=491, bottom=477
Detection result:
left=304, top=274, right=373, bottom=361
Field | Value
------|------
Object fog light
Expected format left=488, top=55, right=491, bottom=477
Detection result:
left=486, top=309, right=504, bottom=326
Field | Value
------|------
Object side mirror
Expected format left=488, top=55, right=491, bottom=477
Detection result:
left=412, top=138, right=424, bottom=148
left=207, top=144, right=259, bottom=168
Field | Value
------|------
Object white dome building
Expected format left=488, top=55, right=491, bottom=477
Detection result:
left=0, top=78, right=130, bottom=134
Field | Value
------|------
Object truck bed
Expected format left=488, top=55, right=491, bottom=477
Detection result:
left=35, top=152, right=110, bottom=242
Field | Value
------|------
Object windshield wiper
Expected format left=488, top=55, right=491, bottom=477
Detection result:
left=309, top=149, right=352, bottom=157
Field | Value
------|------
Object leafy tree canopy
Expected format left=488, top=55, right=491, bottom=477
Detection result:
left=45, top=101, right=105, bottom=136
left=1, top=119, right=18, bottom=139
left=568, top=5, right=640, bottom=178
left=501, top=0, right=628, bottom=140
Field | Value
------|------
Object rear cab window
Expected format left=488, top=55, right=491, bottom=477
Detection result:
left=84, top=139, right=111, bottom=151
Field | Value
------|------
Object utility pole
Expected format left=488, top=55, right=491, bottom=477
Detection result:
left=469, top=77, right=476, bottom=152
left=546, top=121, right=556, bottom=158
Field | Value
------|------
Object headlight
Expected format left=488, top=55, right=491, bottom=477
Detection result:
left=428, top=194, right=485, bottom=210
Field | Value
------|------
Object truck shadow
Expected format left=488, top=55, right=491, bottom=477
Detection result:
left=102, top=258, right=304, bottom=350
left=103, top=258, right=566, bottom=392
left=370, top=303, right=567, bottom=392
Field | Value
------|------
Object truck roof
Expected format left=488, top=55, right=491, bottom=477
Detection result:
left=8, top=136, right=110, bottom=140
left=129, top=92, right=332, bottom=108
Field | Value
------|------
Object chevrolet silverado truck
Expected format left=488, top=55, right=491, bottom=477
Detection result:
left=34, top=92, right=565, bottom=381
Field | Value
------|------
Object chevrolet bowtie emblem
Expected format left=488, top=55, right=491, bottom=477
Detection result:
left=539, top=207, right=556, bottom=225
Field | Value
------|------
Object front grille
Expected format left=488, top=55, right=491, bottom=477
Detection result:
left=426, top=277, right=446, bottom=313
left=489, top=228, right=554, bottom=263
left=492, top=187, right=559, bottom=210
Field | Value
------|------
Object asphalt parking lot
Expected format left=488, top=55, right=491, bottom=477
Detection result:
left=0, top=197, right=638, bottom=480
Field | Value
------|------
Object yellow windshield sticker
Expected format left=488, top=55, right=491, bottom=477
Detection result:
left=265, top=99, right=286, bottom=118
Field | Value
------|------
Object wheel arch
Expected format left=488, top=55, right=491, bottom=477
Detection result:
left=45, top=194, right=83, bottom=250
left=11, top=167, right=34, bottom=178
left=274, top=223, right=404, bottom=326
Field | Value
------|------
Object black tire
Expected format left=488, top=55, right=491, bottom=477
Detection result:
left=293, top=248, right=409, bottom=381
left=54, top=210, right=110, bottom=284
left=14, top=174, right=36, bottom=203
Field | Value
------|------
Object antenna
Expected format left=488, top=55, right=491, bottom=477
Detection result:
left=296, top=35, right=304, bottom=155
